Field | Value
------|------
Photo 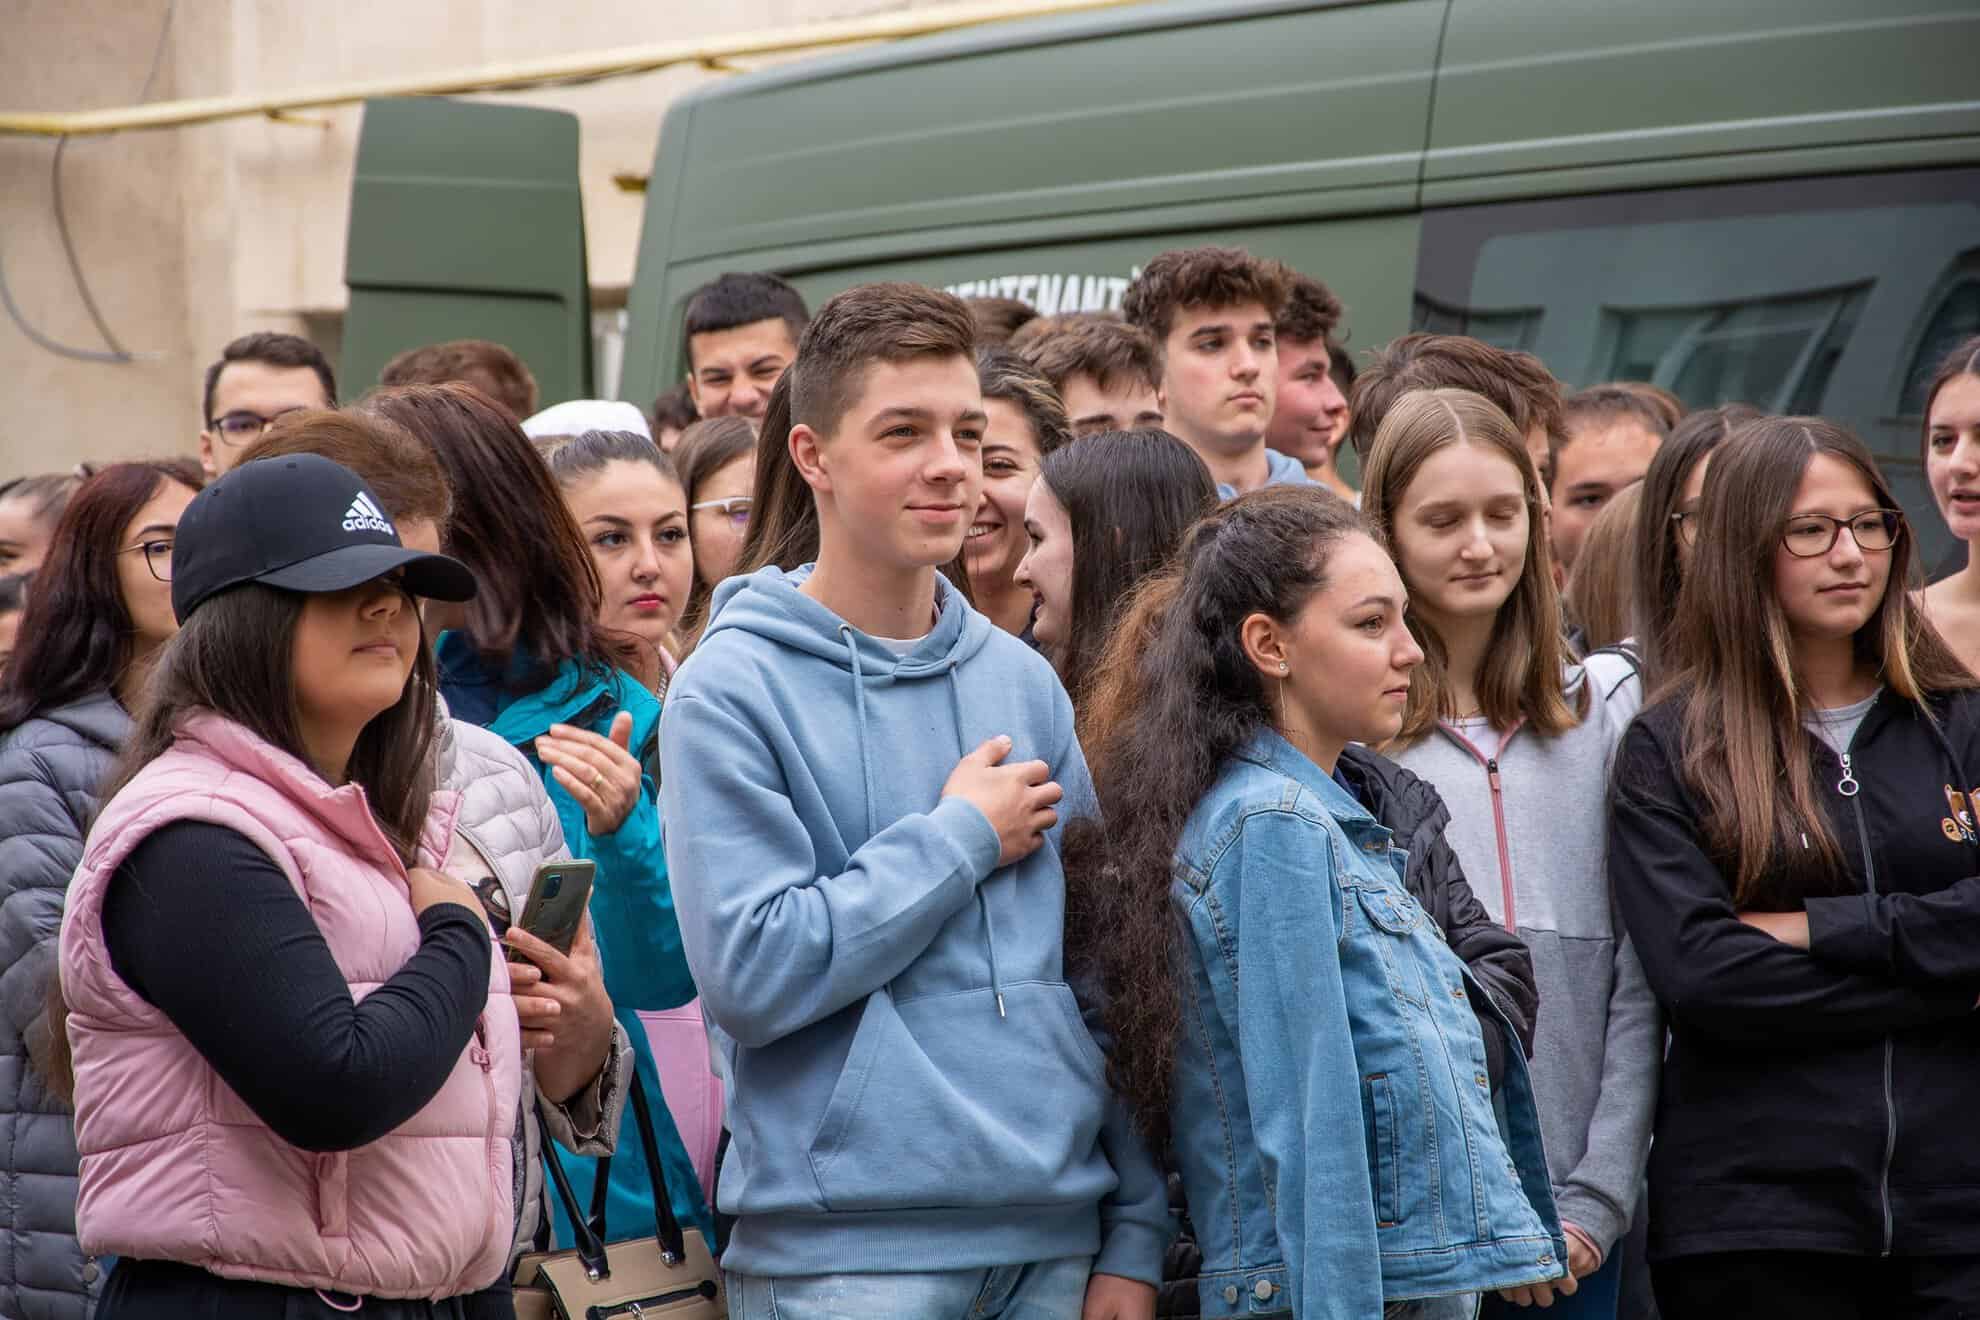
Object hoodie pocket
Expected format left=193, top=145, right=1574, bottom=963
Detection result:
left=806, top=981, right=1114, bottom=1213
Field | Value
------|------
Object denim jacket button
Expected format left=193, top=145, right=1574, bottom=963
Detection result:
left=1254, top=1279, right=1276, bottom=1301
left=1224, top=1284, right=1240, bottom=1304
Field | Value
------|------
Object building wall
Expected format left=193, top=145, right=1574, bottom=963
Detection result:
left=0, top=0, right=945, bottom=475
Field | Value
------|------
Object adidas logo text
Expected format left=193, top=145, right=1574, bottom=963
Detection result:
left=342, top=491, right=395, bottom=535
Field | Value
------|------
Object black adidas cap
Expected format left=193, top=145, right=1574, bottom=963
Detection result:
left=171, top=453, right=477, bottom=623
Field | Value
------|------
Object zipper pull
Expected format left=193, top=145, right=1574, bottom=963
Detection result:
left=1485, top=757, right=1501, bottom=790
left=1837, top=752, right=1860, bottom=798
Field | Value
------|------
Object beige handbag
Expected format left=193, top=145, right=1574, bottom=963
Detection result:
left=513, top=1072, right=726, bottom=1320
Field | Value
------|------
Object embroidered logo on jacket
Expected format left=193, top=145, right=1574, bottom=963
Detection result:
left=1940, top=785, right=1978, bottom=843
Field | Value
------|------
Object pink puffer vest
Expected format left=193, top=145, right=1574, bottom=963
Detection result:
left=57, top=713, right=522, bottom=1300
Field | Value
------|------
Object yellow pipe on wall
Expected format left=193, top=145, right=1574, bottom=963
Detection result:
left=0, top=0, right=1145, bottom=138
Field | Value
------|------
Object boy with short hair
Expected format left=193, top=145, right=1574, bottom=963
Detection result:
left=1017, top=318, right=1166, bottom=439
left=1122, top=247, right=1301, bottom=497
left=661, top=282, right=1167, bottom=1320
left=1549, top=384, right=1671, bottom=574
left=379, top=337, right=539, bottom=421
left=682, top=271, right=811, bottom=421
left=1264, top=268, right=1355, bottom=500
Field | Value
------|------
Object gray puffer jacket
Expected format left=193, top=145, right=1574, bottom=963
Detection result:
left=0, top=691, right=130, bottom=1320
left=434, top=708, right=632, bottom=1261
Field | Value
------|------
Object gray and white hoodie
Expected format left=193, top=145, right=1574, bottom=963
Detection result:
left=1389, top=651, right=1659, bottom=1260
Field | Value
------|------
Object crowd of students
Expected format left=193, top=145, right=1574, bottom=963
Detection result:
left=1, top=244, right=1978, bottom=1320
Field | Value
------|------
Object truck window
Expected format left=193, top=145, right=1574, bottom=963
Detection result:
left=1412, top=168, right=1980, bottom=563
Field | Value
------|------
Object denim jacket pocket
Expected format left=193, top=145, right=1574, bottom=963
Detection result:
left=1350, top=884, right=1432, bottom=1009
left=1364, top=1071, right=1402, bottom=1227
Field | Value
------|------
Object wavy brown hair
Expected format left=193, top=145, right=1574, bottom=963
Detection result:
left=1065, top=485, right=1368, bottom=1138
left=1361, top=388, right=1579, bottom=744
left=359, top=383, right=627, bottom=690
left=1669, top=417, right=1974, bottom=907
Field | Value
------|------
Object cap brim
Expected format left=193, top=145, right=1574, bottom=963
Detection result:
left=255, top=544, right=478, bottom=603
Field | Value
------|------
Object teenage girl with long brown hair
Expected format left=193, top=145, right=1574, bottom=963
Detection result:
left=1361, top=388, right=1660, bottom=1317
left=1915, top=336, right=1980, bottom=673
left=1611, top=417, right=1980, bottom=1315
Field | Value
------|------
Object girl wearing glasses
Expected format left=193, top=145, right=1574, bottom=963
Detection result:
left=1917, top=336, right=1980, bottom=676
left=675, top=416, right=757, bottom=649
left=0, top=460, right=201, bottom=1320
left=1361, top=389, right=1660, bottom=1319
left=1609, top=417, right=1980, bottom=1313
left=1628, top=404, right=1761, bottom=691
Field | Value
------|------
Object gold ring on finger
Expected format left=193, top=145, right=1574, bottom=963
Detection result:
left=590, top=769, right=604, bottom=793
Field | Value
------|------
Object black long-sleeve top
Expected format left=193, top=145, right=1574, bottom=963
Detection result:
left=100, top=820, right=491, bottom=1153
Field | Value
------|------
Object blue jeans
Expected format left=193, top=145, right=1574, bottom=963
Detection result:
left=728, top=1256, right=1095, bottom=1320
left=1479, top=1250, right=1621, bottom=1320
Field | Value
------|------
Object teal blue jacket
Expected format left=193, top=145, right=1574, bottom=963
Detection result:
left=436, top=632, right=711, bottom=1244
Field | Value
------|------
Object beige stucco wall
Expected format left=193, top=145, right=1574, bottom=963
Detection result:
left=0, top=0, right=949, bottom=477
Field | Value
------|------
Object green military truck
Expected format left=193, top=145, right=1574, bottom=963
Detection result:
left=343, top=0, right=1980, bottom=557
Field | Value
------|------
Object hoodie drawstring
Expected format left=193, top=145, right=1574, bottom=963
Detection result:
left=840, top=627, right=880, bottom=841
left=949, top=660, right=1006, bottom=1018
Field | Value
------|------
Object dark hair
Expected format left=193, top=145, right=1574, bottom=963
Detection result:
left=1326, top=335, right=1357, bottom=395
left=1273, top=267, right=1344, bottom=345
left=789, top=282, right=977, bottom=439
left=1631, top=402, right=1762, bottom=692
left=738, top=352, right=975, bottom=605
left=358, top=384, right=621, bottom=691
left=240, top=410, right=453, bottom=533
left=674, top=417, right=757, bottom=643
left=0, top=461, right=203, bottom=730
left=1555, top=383, right=1676, bottom=486
left=683, top=272, right=811, bottom=367
left=0, top=573, right=24, bottom=616
left=977, top=348, right=1071, bottom=457
left=967, top=296, right=1038, bottom=345
left=1122, top=246, right=1288, bottom=342
left=111, top=583, right=438, bottom=855
left=1016, top=318, right=1162, bottom=397
left=1607, top=379, right=1685, bottom=431
left=1037, top=429, right=1217, bottom=711
left=650, top=381, right=699, bottom=435
left=202, top=332, right=336, bottom=425
left=1008, top=309, right=1120, bottom=353
left=1667, top=417, right=1973, bottom=907
left=1345, top=333, right=1564, bottom=470
left=0, top=472, right=85, bottom=529
left=379, top=339, right=539, bottom=421
left=545, top=428, right=679, bottom=489
left=1921, top=334, right=1980, bottom=460
left=1065, top=485, right=1369, bottom=1136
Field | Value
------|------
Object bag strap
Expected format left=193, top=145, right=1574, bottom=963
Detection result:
left=538, top=1107, right=610, bottom=1281
left=536, top=1069, right=689, bottom=1270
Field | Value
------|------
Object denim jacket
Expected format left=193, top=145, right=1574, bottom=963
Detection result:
left=1169, top=731, right=1566, bottom=1318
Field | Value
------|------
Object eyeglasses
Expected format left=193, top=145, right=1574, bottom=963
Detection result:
left=691, top=496, right=753, bottom=530
left=118, top=539, right=173, bottom=582
left=1670, top=509, right=1700, bottom=547
left=1781, top=510, right=1903, bottom=559
left=209, top=407, right=309, bottom=446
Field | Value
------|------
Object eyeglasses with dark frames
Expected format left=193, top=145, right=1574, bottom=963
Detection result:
left=118, top=539, right=174, bottom=583
left=1780, top=509, right=1903, bottom=559
left=208, top=407, right=311, bottom=446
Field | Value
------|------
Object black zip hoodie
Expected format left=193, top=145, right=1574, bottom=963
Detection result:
left=1610, top=688, right=1980, bottom=1261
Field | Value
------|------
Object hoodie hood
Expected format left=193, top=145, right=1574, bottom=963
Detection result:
left=701, top=564, right=993, bottom=678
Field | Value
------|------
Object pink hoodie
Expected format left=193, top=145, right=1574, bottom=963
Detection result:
left=58, top=713, right=522, bottom=1300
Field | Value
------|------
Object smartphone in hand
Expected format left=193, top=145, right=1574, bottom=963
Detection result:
left=509, top=859, right=595, bottom=959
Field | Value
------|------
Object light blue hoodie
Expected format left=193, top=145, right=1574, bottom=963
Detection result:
left=660, top=566, right=1170, bottom=1283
